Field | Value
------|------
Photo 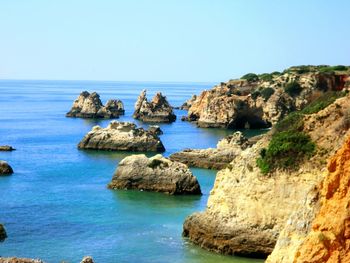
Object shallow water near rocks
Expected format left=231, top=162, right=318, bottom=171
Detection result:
left=0, top=80, right=263, bottom=263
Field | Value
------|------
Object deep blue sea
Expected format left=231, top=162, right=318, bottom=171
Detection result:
left=0, top=80, right=263, bottom=263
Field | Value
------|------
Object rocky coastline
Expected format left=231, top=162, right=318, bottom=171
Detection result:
left=108, top=154, right=201, bottom=195
left=78, top=121, right=165, bottom=152
left=66, top=91, right=124, bottom=119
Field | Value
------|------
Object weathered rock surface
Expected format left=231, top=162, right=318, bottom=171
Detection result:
left=133, top=90, right=176, bottom=123
left=0, top=146, right=15, bottom=151
left=108, top=154, right=201, bottom=195
left=0, top=258, right=45, bottom=263
left=66, top=91, right=124, bottom=118
left=0, top=161, right=13, bottom=175
left=186, top=66, right=350, bottom=128
left=267, top=136, right=350, bottom=263
left=78, top=121, right=165, bottom=152
left=0, top=224, right=7, bottom=241
left=80, top=256, right=94, bottom=263
left=148, top=125, right=163, bottom=135
left=183, top=94, right=350, bottom=258
left=170, top=132, right=253, bottom=169
left=180, top=95, right=197, bottom=110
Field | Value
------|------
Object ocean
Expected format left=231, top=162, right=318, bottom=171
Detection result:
left=0, top=80, right=262, bottom=263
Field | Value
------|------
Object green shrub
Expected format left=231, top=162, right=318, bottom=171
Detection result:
left=261, top=87, right=275, bottom=101
left=241, top=73, right=259, bottom=82
left=284, top=81, right=302, bottom=96
left=274, top=112, right=304, bottom=133
left=251, top=90, right=261, bottom=100
left=259, top=73, right=273, bottom=81
left=301, top=91, right=347, bottom=114
left=319, top=65, right=349, bottom=73
left=257, top=131, right=315, bottom=174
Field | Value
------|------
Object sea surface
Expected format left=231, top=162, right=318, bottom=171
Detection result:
left=0, top=80, right=263, bottom=263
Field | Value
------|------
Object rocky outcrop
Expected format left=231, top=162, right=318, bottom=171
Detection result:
left=148, top=125, right=163, bottom=135
left=80, top=256, right=94, bottom=263
left=78, top=121, right=165, bottom=152
left=133, top=90, right=176, bottom=123
left=0, top=258, right=45, bottom=263
left=186, top=66, right=350, bottom=128
left=66, top=91, right=124, bottom=118
left=0, top=146, right=15, bottom=151
left=0, top=224, right=6, bottom=241
left=267, top=136, right=350, bottom=263
left=170, top=132, right=253, bottom=169
left=0, top=161, right=13, bottom=175
left=180, top=95, right=197, bottom=110
left=183, top=94, right=350, bottom=258
left=108, top=154, right=201, bottom=195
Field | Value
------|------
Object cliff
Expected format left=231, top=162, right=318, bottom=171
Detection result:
left=183, top=93, right=350, bottom=258
left=186, top=66, right=350, bottom=128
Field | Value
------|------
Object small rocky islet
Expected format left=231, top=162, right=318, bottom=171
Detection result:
left=0, top=161, right=13, bottom=175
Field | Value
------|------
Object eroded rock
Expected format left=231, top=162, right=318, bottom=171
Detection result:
left=0, top=258, right=45, bottom=263
left=108, top=154, right=201, bottom=195
left=80, top=256, right=94, bottom=263
left=0, top=161, right=13, bottom=175
left=133, top=90, right=176, bottom=123
left=66, top=91, right=124, bottom=118
left=0, top=224, right=7, bottom=242
left=0, top=146, right=15, bottom=151
left=78, top=121, right=165, bottom=152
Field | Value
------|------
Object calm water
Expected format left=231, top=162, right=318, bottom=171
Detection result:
left=0, top=80, right=263, bottom=263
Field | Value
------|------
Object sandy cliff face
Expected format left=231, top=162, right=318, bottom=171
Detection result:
left=267, top=136, right=350, bottom=263
left=186, top=68, right=350, bottom=128
left=183, top=94, right=350, bottom=258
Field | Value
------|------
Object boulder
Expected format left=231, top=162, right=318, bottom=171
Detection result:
left=66, top=91, right=124, bottom=118
left=0, top=258, right=44, bottom=263
left=80, top=256, right=94, bottom=263
left=133, top=90, right=176, bottom=123
left=148, top=125, right=163, bottom=135
left=170, top=132, right=253, bottom=169
left=0, top=161, right=13, bottom=175
left=0, top=146, right=15, bottom=151
left=108, top=154, right=201, bottom=195
left=0, top=224, right=7, bottom=242
left=78, top=121, right=165, bottom=152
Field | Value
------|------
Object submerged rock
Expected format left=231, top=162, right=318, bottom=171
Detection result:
left=78, top=121, right=165, bottom=152
left=170, top=132, right=253, bottom=169
left=66, top=91, right=124, bottom=118
left=0, top=224, right=7, bottom=242
left=108, top=154, right=201, bottom=195
left=0, top=146, right=15, bottom=151
left=133, top=90, right=176, bottom=123
left=183, top=94, right=350, bottom=257
left=0, top=161, right=13, bottom=175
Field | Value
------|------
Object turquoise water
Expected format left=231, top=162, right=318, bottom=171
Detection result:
left=0, top=80, right=263, bottom=263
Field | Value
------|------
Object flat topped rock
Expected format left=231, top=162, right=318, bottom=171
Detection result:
left=0, top=161, right=13, bottom=175
left=108, top=154, right=201, bottom=195
left=78, top=121, right=165, bottom=152
left=0, top=258, right=45, bottom=263
left=133, top=90, right=176, bottom=123
left=66, top=91, right=124, bottom=119
left=0, top=146, right=15, bottom=151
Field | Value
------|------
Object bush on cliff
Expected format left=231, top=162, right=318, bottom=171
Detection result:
left=241, top=73, right=259, bottom=82
left=257, top=131, right=315, bottom=174
left=284, top=81, right=302, bottom=96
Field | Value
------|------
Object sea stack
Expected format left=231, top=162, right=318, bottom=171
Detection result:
left=133, top=90, right=176, bottom=123
left=108, top=154, right=201, bottom=195
left=66, top=91, right=124, bottom=118
left=78, top=121, right=165, bottom=152
left=0, top=161, right=13, bottom=175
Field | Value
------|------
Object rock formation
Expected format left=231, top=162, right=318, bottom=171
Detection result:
left=108, top=154, right=201, bottom=195
left=180, top=95, right=197, bottom=110
left=148, top=125, right=163, bottom=135
left=267, top=136, right=350, bottom=263
left=0, top=161, right=13, bottom=175
left=66, top=91, right=124, bottom=118
left=133, top=90, right=176, bottom=123
left=0, top=224, right=6, bottom=242
left=78, top=121, right=165, bottom=152
left=80, top=256, right=94, bottom=263
left=0, top=146, right=15, bottom=151
left=183, top=94, right=350, bottom=258
left=0, top=258, right=45, bottom=263
left=186, top=66, right=350, bottom=128
left=170, top=132, right=255, bottom=169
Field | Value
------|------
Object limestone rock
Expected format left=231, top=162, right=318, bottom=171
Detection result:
left=0, top=224, right=7, bottom=242
left=0, top=146, right=15, bottom=151
left=170, top=132, right=252, bottom=169
left=80, top=256, right=94, bottom=263
left=267, top=136, right=350, bottom=263
left=0, top=161, right=13, bottom=175
left=148, top=125, right=163, bottom=135
left=66, top=91, right=124, bottom=118
left=180, top=95, right=197, bottom=110
left=78, top=121, right=165, bottom=152
left=133, top=90, right=176, bottom=123
left=108, top=154, right=201, bottom=195
left=186, top=67, right=350, bottom=128
left=0, top=258, right=45, bottom=263
left=183, top=94, right=350, bottom=257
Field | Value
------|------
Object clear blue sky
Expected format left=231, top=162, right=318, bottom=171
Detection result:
left=0, top=0, right=349, bottom=82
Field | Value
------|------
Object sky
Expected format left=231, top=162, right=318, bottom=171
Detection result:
left=0, top=0, right=349, bottom=82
